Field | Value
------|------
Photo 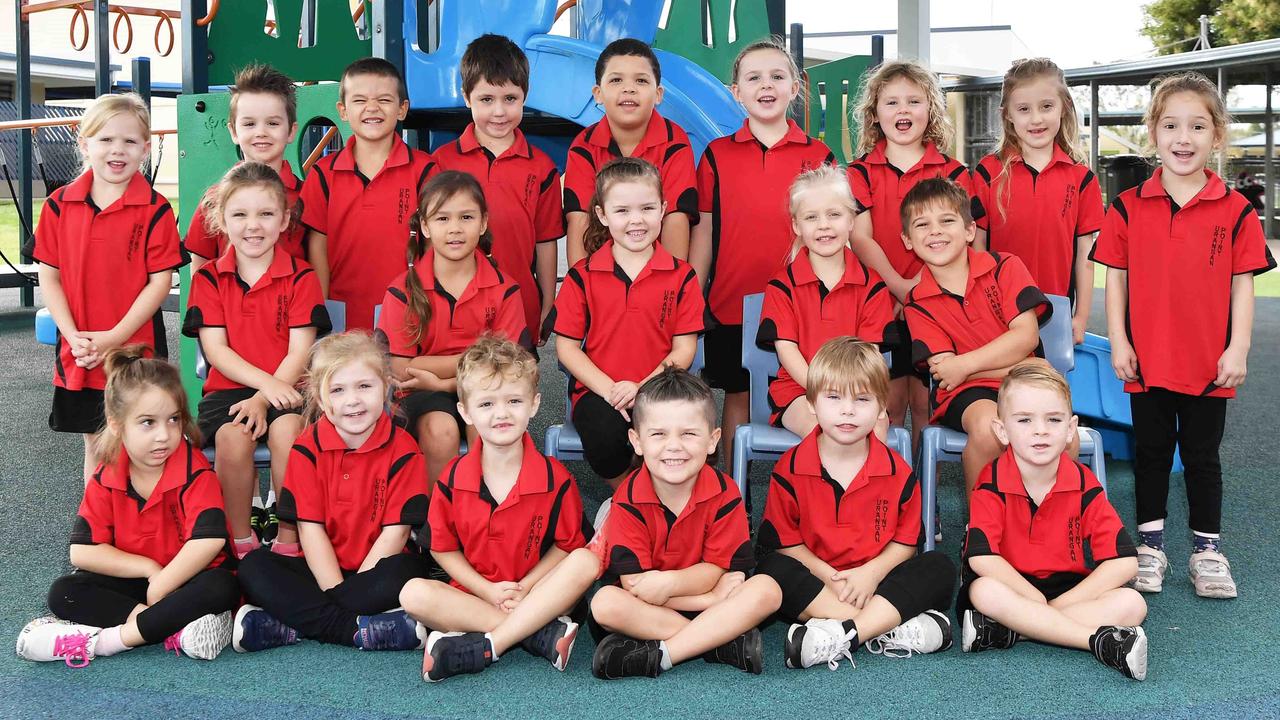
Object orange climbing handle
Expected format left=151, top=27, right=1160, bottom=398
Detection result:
left=302, top=126, right=341, bottom=175
left=554, top=0, right=577, bottom=21
left=196, top=0, right=217, bottom=26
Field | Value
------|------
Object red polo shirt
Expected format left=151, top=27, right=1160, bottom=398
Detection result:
left=758, top=430, right=920, bottom=569
left=183, top=248, right=329, bottom=393
left=697, top=119, right=835, bottom=324
left=904, top=249, right=1050, bottom=422
left=551, top=241, right=704, bottom=407
left=431, top=126, right=564, bottom=338
left=376, top=251, right=529, bottom=358
left=847, top=140, right=973, bottom=280
left=298, top=134, right=435, bottom=330
left=72, top=440, right=229, bottom=569
left=183, top=159, right=307, bottom=261
left=1090, top=168, right=1276, bottom=398
left=964, top=449, right=1136, bottom=579
left=971, top=148, right=1105, bottom=297
left=600, top=464, right=753, bottom=581
left=757, top=247, right=896, bottom=417
left=563, top=110, right=698, bottom=221
left=278, top=413, right=430, bottom=572
left=428, top=433, right=587, bottom=590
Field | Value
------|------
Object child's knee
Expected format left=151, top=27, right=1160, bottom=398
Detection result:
left=741, top=575, right=783, bottom=615
left=562, top=547, right=603, bottom=585
left=266, top=417, right=302, bottom=451
left=399, top=577, right=442, bottom=610
left=421, top=414, right=460, bottom=449
left=1115, top=587, right=1148, bottom=626
left=966, top=576, right=1007, bottom=614
left=215, top=423, right=256, bottom=454
left=589, top=585, right=628, bottom=626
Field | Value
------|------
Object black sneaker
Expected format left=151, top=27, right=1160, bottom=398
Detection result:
left=422, top=631, right=493, bottom=682
left=520, top=616, right=579, bottom=671
left=1090, top=625, right=1147, bottom=681
left=591, top=634, right=662, bottom=679
left=260, top=504, right=280, bottom=544
left=249, top=504, right=269, bottom=542
left=960, top=610, right=1017, bottom=652
left=702, top=627, right=763, bottom=674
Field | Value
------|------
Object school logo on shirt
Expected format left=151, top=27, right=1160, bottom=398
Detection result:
left=169, top=501, right=185, bottom=541
left=524, top=173, right=539, bottom=206
left=1209, top=224, right=1227, bottom=267
left=659, top=290, right=676, bottom=328
left=1061, top=184, right=1076, bottom=219
left=275, top=295, right=290, bottom=333
left=484, top=305, right=497, bottom=326
left=523, top=514, right=545, bottom=561
left=397, top=188, right=413, bottom=225
left=127, top=222, right=144, bottom=261
left=1066, top=515, right=1081, bottom=562
left=369, top=474, right=388, bottom=523
left=983, top=282, right=1004, bottom=321
left=874, top=498, right=889, bottom=542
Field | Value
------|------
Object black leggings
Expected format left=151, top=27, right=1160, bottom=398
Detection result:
left=1131, top=388, right=1228, bottom=534
left=572, top=392, right=637, bottom=480
left=47, top=568, right=240, bottom=644
left=237, top=549, right=432, bottom=646
left=756, top=550, right=956, bottom=625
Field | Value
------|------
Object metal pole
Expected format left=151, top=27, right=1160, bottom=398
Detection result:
left=1265, top=71, right=1274, bottom=239
left=373, top=0, right=405, bottom=73
left=182, top=0, right=209, bottom=94
left=16, top=0, right=34, bottom=307
left=789, top=22, right=804, bottom=125
left=1089, top=80, right=1099, bottom=175
left=898, top=0, right=930, bottom=62
left=300, top=0, right=316, bottom=47
left=1218, top=66, right=1227, bottom=176
left=132, top=58, right=152, bottom=110
left=871, top=34, right=884, bottom=68
left=94, top=0, right=110, bottom=95
left=765, top=0, right=786, bottom=38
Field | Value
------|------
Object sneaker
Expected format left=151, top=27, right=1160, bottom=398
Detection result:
left=422, top=631, right=493, bottom=682
left=166, top=611, right=233, bottom=660
left=702, top=627, right=763, bottom=674
left=1189, top=549, right=1238, bottom=599
left=960, top=609, right=1017, bottom=653
left=1134, top=545, right=1168, bottom=593
left=783, top=618, right=856, bottom=670
left=232, top=604, right=299, bottom=653
left=520, top=616, right=579, bottom=671
left=261, top=504, right=280, bottom=544
left=15, top=617, right=99, bottom=667
left=250, top=504, right=269, bottom=543
left=865, top=610, right=953, bottom=658
left=353, top=609, right=427, bottom=651
left=1090, top=625, right=1147, bottom=681
left=591, top=634, right=662, bottom=679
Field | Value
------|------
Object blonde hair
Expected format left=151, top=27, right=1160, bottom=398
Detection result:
left=787, top=164, right=858, bottom=259
left=303, top=332, right=393, bottom=423
left=456, top=335, right=539, bottom=403
left=992, top=58, right=1084, bottom=220
left=998, top=360, right=1072, bottom=414
left=853, top=60, right=953, bottom=157
left=95, top=346, right=200, bottom=464
left=731, top=36, right=805, bottom=115
left=1144, top=72, right=1230, bottom=156
left=805, top=337, right=890, bottom=407
left=77, top=93, right=151, bottom=172
left=200, top=162, right=290, bottom=237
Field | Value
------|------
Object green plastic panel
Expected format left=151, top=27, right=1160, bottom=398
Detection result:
left=653, top=0, right=773, bottom=84
left=206, top=1, right=371, bottom=86
left=803, top=55, right=875, bottom=166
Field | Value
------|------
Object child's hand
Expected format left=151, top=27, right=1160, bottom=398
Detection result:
left=711, top=571, right=745, bottom=601
left=1110, top=339, right=1139, bottom=383
left=608, top=381, right=640, bottom=421
left=228, top=394, right=270, bottom=440
left=1215, top=345, right=1249, bottom=389
left=831, top=566, right=880, bottom=609
left=626, top=571, right=675, bottom=606
left=403, top=367, right=444, bottom=392
left=483, top=581, right=523, bottom=611
left=928, top=353, right=968, bottom=391
left=1071, top=314, right=1088, bottom=346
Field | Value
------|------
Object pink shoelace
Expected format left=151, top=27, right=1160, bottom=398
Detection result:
left=163, top=632, right=183, bottom=657
left=53, top=633, right=92, bottom=668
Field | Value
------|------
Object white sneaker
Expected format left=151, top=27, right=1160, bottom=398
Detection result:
left=865, top=610, right=953, bottom=658
left=1189, top=549, right=1238, bottom=599
left=1134, top=545, right=1168, bottom=593
left=783, top=618, right=856, bottom=670
left=15, top=617, right=100, bottom=667
left=170, top=611, right=233, bottom=660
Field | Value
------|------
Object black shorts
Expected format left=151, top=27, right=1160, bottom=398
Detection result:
left=572, top=392, right=638, bottom=480
left=955, top=570, right=1087, bottom=617
left=756, top=550, right=956, bottom=624
left=49, top=387, right=105, bottom=435
left=702, top=323, right=749, bottom=393
left=939, top=386, right=999, bottom=433
left=397, top=390, right=464, bottom=436
left=196, top=388, right=302, bottom=449
left=889, top=320, right=929, bottom=383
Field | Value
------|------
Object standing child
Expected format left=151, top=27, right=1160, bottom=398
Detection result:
left=234, top=333, right=433, bottom=652
left=755, top=338, right=955, bottom=671
left=563, top=38, right=698, bottom=266
left=16, top=348, right=239, bottom=666
left=553, top=158, right=705, bottom=488
left=35, top=92, right=185, bottom=482
left=184, top=163, right=330, bottom=559
left=432, top=34, right=564, bottom=344
left=758, top=165, right=896, bottom=438
left=691, top=37, right=835, bottom=462
left=960, top=363, right=1148, bottom=680
left=1092, top=72, right=1275, bottom=598
left=375, top=171, right=529, bottom=488
left=971, top=58, right=1105, bottom=344
left=300, top=57, right=435, bottom=330
left=402, top=337, right=597, bottom=681
left=847, top=60, right=973, bottom=450
left=184, top=64, right=305, bottom=267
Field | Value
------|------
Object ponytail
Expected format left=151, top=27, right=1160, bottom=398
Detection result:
left=583, top=157, right=663, bottom=258
left=95, top=345, right=199, bottom=463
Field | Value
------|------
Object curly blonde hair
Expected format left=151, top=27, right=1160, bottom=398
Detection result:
left=853, top=60, right=953, bottom=157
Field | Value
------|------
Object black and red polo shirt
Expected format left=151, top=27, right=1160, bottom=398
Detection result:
left=298, top=134, right=435, bottom=330
left=697, top=119, right=834, bottom=325
left=33, top=170, right=185, bottom=391
left=563, top=110, right=698, bottom=221
left=71, top=440, right=230, bottom=569
left=847, top=140, right=973, bottom=280
left=278, top=413, right=429, bottom=572
left=971, top=147, right=1105, bottom=298
left=964, top=448, right=1136, bottom=579
left=1090, top=168, right=1276, bottom=398
left=550, top=241, right=704, bottom=407
left=903, top=249, right=1050, bottom=422
left=757, top=246, right=896, bottom=418
left=428, top=433, right=587, bottom=590
left=183, top=159, right=307, bottom=262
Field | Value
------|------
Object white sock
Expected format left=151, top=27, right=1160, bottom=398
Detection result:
left=1137, top=520, right=1165, bottom=532
left=658, top=640, right=673, bottom=671
left=265, top=489, right=277, bottom=507
left=485, top=632, right=499, bottom=661
left=234, top=535, right=255, bottom=546
left=93, top=625, right=131, bottom=657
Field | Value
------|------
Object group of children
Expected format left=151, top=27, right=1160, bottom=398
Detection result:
left=16, top=30, right=1274, bottom=686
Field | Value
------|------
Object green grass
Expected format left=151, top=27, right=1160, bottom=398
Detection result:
left=0, top=200, right=43, bottom=263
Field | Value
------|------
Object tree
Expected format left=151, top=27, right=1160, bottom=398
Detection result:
left=1142, top=0, right=1280, bottom=53
left=1216, top=0, right=1280, bottom=45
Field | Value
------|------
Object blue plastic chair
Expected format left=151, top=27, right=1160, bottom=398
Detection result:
left=918, top=294, right=1107, bottom=551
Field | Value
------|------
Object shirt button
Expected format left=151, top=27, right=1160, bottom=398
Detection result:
left=343, top=474, right=350, bottom=480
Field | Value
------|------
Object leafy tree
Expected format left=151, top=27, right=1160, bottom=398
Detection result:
left=1142, top=0, right=1280, bottom=53
left=1216, top=0, right=1280, bottom=45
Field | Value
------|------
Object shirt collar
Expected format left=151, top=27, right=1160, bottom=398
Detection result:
left=458, top=124, right=533, bottom=159
left=789, top=247, right=870, bottom=289
left=865, top=140, right=946, bottom=170
left=97, top=440, right=199, bottom=506
left=61, top=169, right=153, bottom=206
left=991, top=447, right=1086, bottom=498
left=213, top=242, right=296, bottom=280
left=412, top=249, right=504, bottom=303
left=315, top=412, right=394, bottom=453
left=789, top=429, right=896, bottom=493
left=332, top=133, right=411, bottom=173
left=1008, top=144, right=1074, bottom=172
left=624, top=463, right=727, bottom=511
left=584, top=240, right=679, bottom=278
left=731, top=118, right=811, bottom=147
left=449, top=433, right=556, bottom=496
left=1138, top=167, right=1227, bottom=206
left=910, top=247, right=996, bottom=301
left=587, top=109, right=670, bottom=155
left=278, top=159, right=301, bottom=190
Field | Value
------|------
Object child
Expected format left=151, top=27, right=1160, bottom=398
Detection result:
left=299, top=57, right=435, bottom=330
left=375, top=171, right=529, bottom=488
left=971, top=58, right=1104, bottom=344
left=691, top=37, right=835, bottom=462
left=16, top=347, right=239, bottom=666
left=901, top=177, right=1056, bottom=496
left=553, top=158, right=705, bottom=488
left=233, top=332, right=433, bottom=652
left=563, top=38, right=698, bottom=266
left=588, top=368, right=778, bottom=679
left=1091, top=72, right=1275, bottom=598
left=847, top=60, right=973, bottom=451
left=755, top=338, right=954, bottom=670
left=402, top=337, right=597, bottom=681
left=960, top=362, right=1148, bottom=680
left=184, top=64, right=305, bottom=267
left=432, top=34, right=564, bottom=344
left=183, top=163, right=330, bottom=559
left=34, top=93, right=185, bottom=482
left=757, top=165, right=895, bottom=438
